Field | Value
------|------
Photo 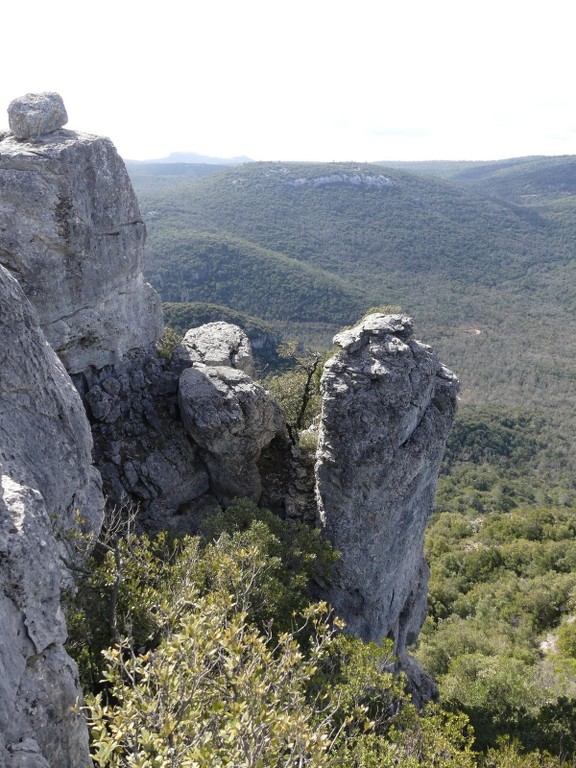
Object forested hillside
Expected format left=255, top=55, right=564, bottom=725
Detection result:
left=130, top=159, right=576, bottom=416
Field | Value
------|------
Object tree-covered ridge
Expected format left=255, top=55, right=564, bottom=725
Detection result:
left=162, top=301, right=276, bottom=338
left=412, top=404, right=576, bottom=757
left=136, top=161, right=550, bottom=285
left=146, top=230, right=371, bottom=325
left=131, top=157, right=576, bottom=420
left=373, top=156, right=554, bottom=181
left=452, top=155, right=576, bottom=198
left=419, top=499, right=576, bottom=757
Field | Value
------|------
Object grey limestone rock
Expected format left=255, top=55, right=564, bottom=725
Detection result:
left=315, top=313, right=459, bottom=655
left=7, top=738, right=51, bottom=768
left=8, top=92, right=68, bottom=140
left=179, top=364, right=285, bottom=504
left=73, top=351, right=215, bottom=535
left=0, top=119, right=163, bottom=374
left=0, top=265, right=103, bottom=536
left=0, top=264, right=104, bottom=767
left=172, top=322, right=256, bottom=377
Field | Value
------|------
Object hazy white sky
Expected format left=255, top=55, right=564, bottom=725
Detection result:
left=2, top=0, right=575, bottom=162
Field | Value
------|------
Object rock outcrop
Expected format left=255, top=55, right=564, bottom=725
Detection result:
left=0, top=92, right=460, bottom=762
left=172, top=322, right=256, bottom=377
left=315, top=314, right=459, bottom=655
left=0, top=124, right=163, bottom=374
left=0, top=264, right=104, bottom=768
left=73, top=323, right=286, bottom=533
left=179, top=363, right=285, bottom=505
left=73, top=350, right=216, bottom=534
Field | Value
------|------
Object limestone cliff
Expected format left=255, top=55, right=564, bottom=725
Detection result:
left=0, top=114, right=162, bottom=374
left=315, top=314, right=459, bottom=658
left=0, top=264, right=104, bottom=768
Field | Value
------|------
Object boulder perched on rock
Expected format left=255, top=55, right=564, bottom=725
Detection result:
left=315, top=314, right=459, bottom=654
left=0, top=98, right=163, bottom=373
left=0, top=264, right=104, bottom=768
left=179, top=364, right=285, bottom=504
left=172, top=321, right=256, bottom=377
left=8, top=91, right=68, bottom=139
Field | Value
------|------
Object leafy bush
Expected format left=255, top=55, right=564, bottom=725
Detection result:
left=156, top=325, right=181, bottom=359
left=86, top=540, right=337, bottom=768
left=557, top=620, right=576, bottom=659
left=70, top=500, right=483, bottom=767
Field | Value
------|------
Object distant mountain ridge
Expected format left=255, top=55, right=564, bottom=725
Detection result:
left=374, top=154, right=574, bottom=182
left=128, top=151, right=252, bottom=165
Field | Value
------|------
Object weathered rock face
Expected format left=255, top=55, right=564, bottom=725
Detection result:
left=315, top=314, right=459, bottom=654
left=8, top=92, right=68, bottom=140
left=73, top=351, right=216, bottom=535
left=179, top=362, right=286, bottom=505
left=75, top=322, right=285, bottom=533
left=0, top=118, right=163, bottom=374
left=0, top=264, right=104, bottom=768
left=172, top=322, right=256, bottom=377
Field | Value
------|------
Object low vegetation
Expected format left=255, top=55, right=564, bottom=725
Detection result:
left=67, top=418, right=576, bottom=765
left=68, top=502, right=479, bottom=767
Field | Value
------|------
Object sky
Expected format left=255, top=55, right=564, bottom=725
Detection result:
left=2, top=0, right=576, bottom=163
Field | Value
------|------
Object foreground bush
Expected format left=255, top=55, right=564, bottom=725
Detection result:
left=72, top=502, right=481, bottom=767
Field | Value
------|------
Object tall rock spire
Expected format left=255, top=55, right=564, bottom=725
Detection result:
left=315, top=313, right=459, bottom=657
